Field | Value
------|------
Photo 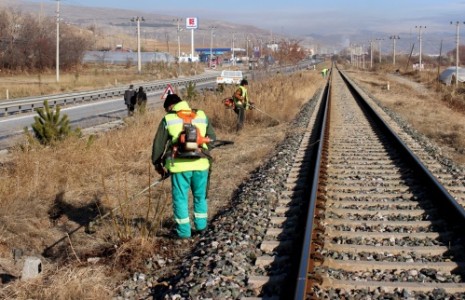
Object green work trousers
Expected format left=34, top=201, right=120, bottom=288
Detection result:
left=171, top=170, right=209, bottom=238
left=234, top=105, right=245, bottom=131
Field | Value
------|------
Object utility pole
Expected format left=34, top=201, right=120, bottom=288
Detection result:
left=232, top=32, right=236, bottom=66
left=174, top=18, right=183, bottom=59
left=376, top=38, right=384, bottom=63
left=370, top=40, right=373, bottom=69
left=246, top=35, right=250, bottom=60
left=362, top=44, right=366, bottom=69
left=451, top=21, right=465, bottom=86
left=209, top=26, right=216, bottom=68
left=415, top=26, right=426, bottom=71
left=131, top=16, right=145, bottom=73
left=165, top=31, right=170, bottom=53
left=357, top=45, right=363, bottom=68
left=389, top=35, right=400, bottom=65
left=55, top=0, right=60, bottom=82
left=350, top=43, right=354, bottom=66
left=352, top=44, right=357, bottom=67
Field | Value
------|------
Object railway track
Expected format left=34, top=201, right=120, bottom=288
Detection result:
left=249, top=67, right=465, bottom=299
left=103, top=66, right=465, bottom=299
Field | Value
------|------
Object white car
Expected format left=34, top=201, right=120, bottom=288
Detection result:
left=216, top=70, right=243, bottom=85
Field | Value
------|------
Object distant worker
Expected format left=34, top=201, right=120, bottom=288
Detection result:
left=124, top=84, right=136, bottom=116
left=321, top=68, right=329, bottom=78
left=152, top=94, right=216, bottom=239
left=232, top=79, right=251, bottom=132
left=136, top=86, right=148, bottom=114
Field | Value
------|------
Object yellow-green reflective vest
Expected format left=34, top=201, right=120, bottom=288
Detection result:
left=164, top=101, right=210, bottom=173
left=233, top=86, right=248, bottom=106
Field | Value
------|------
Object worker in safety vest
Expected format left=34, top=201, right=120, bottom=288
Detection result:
left=321, top=68, right=328, bottom=78
left=232, top=79, right=251, bottom=132
left=152, top=94, right=216, bottom=239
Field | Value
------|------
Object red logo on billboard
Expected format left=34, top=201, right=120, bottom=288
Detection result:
left=186, top=17, right=198, bottom=29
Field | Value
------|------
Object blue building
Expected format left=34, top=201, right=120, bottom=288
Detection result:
left=196, top=48, right=231, bottom=62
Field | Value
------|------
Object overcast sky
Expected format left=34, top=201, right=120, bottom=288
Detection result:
left=44, top=0, right=463, bottom=37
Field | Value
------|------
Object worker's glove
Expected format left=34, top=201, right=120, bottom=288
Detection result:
left=248, top=102, right=255, bottom=110
left=155, top=163, right=170, bottom=179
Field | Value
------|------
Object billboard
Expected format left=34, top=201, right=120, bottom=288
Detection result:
left=186, top=17, right=198, bottom=29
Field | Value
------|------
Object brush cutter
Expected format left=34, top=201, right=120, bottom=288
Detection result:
left=42, top=177, right=166, bottom=256
left=249, top=104, right=281, bottom=123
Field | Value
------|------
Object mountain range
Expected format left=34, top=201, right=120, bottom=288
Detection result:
left=0, top=0, right=458, bottom=56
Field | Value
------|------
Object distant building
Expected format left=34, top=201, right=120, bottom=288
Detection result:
left=82, top=51, right=175, bottom=64
left=412, top=63, right=424, bottom=70
left=267, top=43, right=279, bottom=52
left=178, top=54, right=199, bottom=62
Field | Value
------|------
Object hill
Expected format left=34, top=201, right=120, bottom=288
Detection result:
left=0, top=0, right=304, bottom=54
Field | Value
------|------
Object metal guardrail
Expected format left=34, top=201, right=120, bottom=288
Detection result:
left=0, top=73, right=218, bottom=117
left=0, top=59, right=319, bottom=118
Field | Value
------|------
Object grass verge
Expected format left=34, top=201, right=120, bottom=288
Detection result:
left=0, top=70, right=323, bottom=298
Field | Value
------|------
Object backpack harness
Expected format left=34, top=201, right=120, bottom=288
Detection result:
left=170, top=109, right=211, bottom=160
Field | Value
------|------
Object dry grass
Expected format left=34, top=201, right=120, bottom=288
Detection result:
left=0, top=63, right=204, bottom=100
left=0, top=70, right=323, bottom=298
left=346, top=66, right=465, bottom=166
left=1, top=265, right=115, bottom=299
left=0, top=35, right=202, bottom=100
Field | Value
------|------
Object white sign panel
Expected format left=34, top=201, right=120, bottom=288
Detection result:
left=186, top=17, right=198, bottom=29
left=161, top=84, right=174, bottom=99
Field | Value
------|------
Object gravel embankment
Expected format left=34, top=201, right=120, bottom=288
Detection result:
left=114, top=72, right=465, bottom=300
left=114, top=90, right=320, bottom=300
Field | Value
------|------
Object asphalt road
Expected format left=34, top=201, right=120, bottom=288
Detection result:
left=0, top=80, right=216, bottom=150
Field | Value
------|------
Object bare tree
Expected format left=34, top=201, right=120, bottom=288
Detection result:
left=274, top=39, right=306, bottom=65
left=59, top=23, right=93, bottom=69
left=0, top=8, right=92, bottom=71
left=446, top=45, right=465, bottom=65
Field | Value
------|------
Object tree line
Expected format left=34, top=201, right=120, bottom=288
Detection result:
left=0, top=8, right=92, bottom=72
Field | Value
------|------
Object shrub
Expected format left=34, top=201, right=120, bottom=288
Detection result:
left=28, top=100, right=81, bottom=145
left=183, top=81, right=198, bottom=101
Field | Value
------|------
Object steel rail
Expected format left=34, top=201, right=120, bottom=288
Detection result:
left=293, top=68, right=331, bottom=299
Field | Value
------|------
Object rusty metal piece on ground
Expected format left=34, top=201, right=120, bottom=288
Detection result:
left=313, top=224, right=326, bottom=233
left=311, top=252, right=325, bottom=262
left=307, top=273, right=323, bottom=285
